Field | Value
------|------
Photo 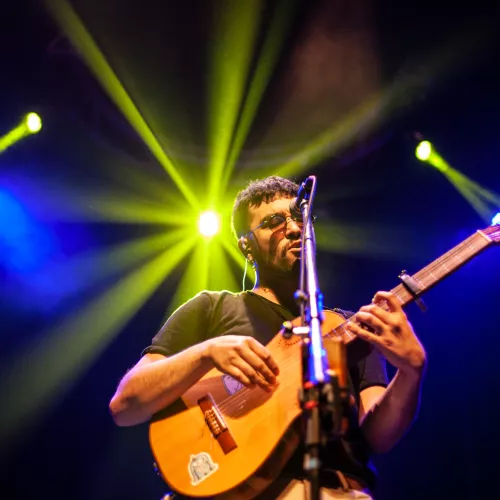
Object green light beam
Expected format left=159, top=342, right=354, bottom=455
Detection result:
left=169, top=237, right=242, bottom=313
left=0, top=123, right=26, bottom=154
left=207, top=0, right=263, bottom=203
left=0, top=235, right=197, bottom=450
left=274, top=93, right=387, bottom=179
left=220, top=0, right=299, bottom=192
left=36, top=229, right=192, bottom=300
left=445, top=169, right=498, bottom=223
left=246, top=23, right=495, bottom=181
left=222, top=237, right=256, bottom=286
left=71, top=190, right=192, bottom=225
left=314, top=220, right=425, bottom=260
left=420, top=144, right=500, bottom=223
left=168, top=239, right=211, bottom=314
left=105, top=161, right=191, bottom=209
left=46, top=0, right=199, bottom=209
left=20, top=180, right=191, bottom=225
left=209, top=240, right=239, bottom=292
left=459, top=176, right=500, bottom=206
left=227, top=92, right=383, bottom=181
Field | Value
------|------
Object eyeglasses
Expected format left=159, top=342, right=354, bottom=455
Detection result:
left=243, top=213, right=315, bottom=238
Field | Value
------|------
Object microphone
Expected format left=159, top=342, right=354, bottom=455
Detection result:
left=289, top=176, right=315, bottom=218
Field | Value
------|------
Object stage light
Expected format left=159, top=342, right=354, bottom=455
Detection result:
left=25, top=113, right=42, bottom=133
left=415, top=140, right=450, bottom=173
left=414, top=138, right=500, bottom=222
left=0, top=112, right=43, bottom=154
left=416, top=141, right=432, bottom=161
left=198, top=211, right=220, bottom=237
left=492, top=213, right=500, bottom=225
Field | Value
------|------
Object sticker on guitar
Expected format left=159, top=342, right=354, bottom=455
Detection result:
left=221, top=374, right=245, bottom=396
left=189, top=452, right=219, bottom=485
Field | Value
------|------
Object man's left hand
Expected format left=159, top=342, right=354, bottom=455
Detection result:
left=346, top=291, right=427, bottom=375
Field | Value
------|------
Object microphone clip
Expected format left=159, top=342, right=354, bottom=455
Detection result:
left=290, top=176, right=314, bottom=219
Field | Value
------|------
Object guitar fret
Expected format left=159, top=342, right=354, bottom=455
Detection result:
left=393, top=290, right=404, bottom=304
left=414, top=275, right=425, bottom=288
left=463, top=238, right=476, bottom=255
left=440, top=261, right=450, bottom=272
left=477, top=229, right=493, bottom=242
left=342, top=325, right=354, bottom=340
left=390, top=284, right=412, bottom=306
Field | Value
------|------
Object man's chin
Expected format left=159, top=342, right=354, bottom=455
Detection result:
left=261, top=258, right=300, bottom=278
left=280, top=258, right=301, bottom=276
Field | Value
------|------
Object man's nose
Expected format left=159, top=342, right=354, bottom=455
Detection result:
left=285, top=218, right=302, bottom=237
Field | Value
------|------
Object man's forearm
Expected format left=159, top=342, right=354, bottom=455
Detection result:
left=361, top=367, right=425, bottom=453
left=109, top=342, right=212, bottom=427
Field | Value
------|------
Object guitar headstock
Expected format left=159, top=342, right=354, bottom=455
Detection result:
left=480, top=224, right=500, bottom=244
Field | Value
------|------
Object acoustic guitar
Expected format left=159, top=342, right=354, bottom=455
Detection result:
left=150, top=224, right=499, bottom=499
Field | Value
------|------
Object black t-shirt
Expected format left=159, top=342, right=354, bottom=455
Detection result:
left=143, top=291, right=388, bottom=490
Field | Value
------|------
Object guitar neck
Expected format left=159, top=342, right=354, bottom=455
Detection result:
left=391, top=230, right=494, bottom=307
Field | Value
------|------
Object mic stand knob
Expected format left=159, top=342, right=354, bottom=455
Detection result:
left=280, top=321, right=294, bottom=339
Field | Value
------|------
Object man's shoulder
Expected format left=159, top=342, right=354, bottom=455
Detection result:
left=183, top=290, right=246, bottom=311
left=196, top=290, right=245, bottom=302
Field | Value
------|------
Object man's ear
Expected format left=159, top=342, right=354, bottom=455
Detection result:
left=238, top=237, right=252, bottom=261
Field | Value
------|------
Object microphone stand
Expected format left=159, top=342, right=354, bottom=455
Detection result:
left=293, top=176, right=346, bottom=500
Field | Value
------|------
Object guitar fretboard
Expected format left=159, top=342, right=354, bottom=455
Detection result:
left=391, top=230, right=492, bottom=307
left=328, top=226, right=497, bottom=341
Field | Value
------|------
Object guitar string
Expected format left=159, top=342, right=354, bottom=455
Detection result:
left=214, top=325, right=354, bottom=413
left=203, top=354, right=304, bottom=412
left=215, top=315, right=360, bottom=410
left=404, top=234, right=480, bottom=288
left=413, top=233, right=481, bottom=284
left=392, top=235, right=482, bottom=303
left=217, top=325, right=356, bottom=415
left=206, top=238, right=482, bottom=410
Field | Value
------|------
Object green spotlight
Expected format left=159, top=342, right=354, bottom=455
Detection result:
left=25, top=113, right=42, bottom=133
left=0, top=112, right=43, bottom=154
left=198, top=211, right=220, bottom=238
left=416, top=140, right=432, bottom=161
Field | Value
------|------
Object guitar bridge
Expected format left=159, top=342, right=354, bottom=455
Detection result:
left=198, top=394, right=237, bottom=454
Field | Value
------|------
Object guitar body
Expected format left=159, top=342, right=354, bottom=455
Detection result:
left=149, top=310, right=355, bottom=499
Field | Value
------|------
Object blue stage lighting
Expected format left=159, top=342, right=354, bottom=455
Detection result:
left=0, top=189, right=54, bottom=273
left=492, top=212, right=500, bottom=225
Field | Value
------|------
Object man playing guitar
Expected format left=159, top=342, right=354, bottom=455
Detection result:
left=109, top=176, right=427, bottom=499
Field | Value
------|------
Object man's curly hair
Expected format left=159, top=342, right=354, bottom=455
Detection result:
left=231, top=176, right=299, bottom=239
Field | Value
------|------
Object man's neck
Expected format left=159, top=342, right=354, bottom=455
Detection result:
left=252, top=278, right=300, bottom=316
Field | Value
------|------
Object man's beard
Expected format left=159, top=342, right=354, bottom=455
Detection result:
left=259, top=257, right=301, bottom=282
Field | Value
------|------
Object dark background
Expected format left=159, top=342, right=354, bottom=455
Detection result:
left=1, top=1, right=499, bottom=499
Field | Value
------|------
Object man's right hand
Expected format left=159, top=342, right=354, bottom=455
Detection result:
left=204, top=336, right=280, bottom=392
